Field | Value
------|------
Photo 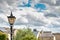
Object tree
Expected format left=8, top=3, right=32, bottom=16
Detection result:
left=0, top=31, right=7, bottom=40
left=13, top=28, right=38, bottom=40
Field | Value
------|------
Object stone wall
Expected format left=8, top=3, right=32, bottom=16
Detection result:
left=53, top=33, right=60, bottom=40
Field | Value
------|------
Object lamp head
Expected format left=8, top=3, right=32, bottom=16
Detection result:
left=7, top=12, right=16, bottom=25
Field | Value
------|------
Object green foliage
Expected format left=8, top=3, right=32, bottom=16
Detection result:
left=0, top=31, right=7, bottom=40
left=13, top=28, right=37, bottom=40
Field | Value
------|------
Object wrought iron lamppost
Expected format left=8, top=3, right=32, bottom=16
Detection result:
left=7, top=12, right=16, bottom=40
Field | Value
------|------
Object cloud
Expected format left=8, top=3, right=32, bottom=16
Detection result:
left=14, top=8, right=48, bottom=26
left=0, top=0, right=60, bottom=33
left=0, top=17, right=8, bottom=27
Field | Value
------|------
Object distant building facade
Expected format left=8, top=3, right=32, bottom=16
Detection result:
left=33, top=29, right=39, bottom=38
left=0, top=27, right=16, bottom=40
left=53, top=33, right=60, bottom=40
left=38, top=30, right=54, bottom=40
left=37, top=30, right=60, bottom=40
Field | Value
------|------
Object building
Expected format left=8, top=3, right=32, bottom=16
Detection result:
left=53, top=33, right=60, bottom=40
left=0, top=27, right=7, bottom=33
left=38, top=30, right=54, bottom=40
left=33, top=29, right=39, bottom=38
left=37, top=30, right=60, bottom=40
left=0, top=27, right=16, bottom=40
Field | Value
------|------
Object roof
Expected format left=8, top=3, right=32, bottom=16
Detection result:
left=0, top=27, right=7, bottom=32
left=53, top=33, right=60, bottom=35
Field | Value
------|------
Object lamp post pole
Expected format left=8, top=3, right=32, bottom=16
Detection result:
left=7, top=12, right=16, bottom=40
left=10, top=25, right=13, bottom=40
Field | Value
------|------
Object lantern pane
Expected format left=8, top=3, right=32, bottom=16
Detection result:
left=8, top=18, right=16, bottom=25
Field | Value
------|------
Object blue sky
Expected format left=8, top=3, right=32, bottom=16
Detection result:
left=0, top=0, right=60, bottom=33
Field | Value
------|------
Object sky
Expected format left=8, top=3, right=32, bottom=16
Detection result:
left=0, top=0, right=60, bottom=33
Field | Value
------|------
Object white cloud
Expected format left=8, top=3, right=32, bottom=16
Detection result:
left=12, top=7, right=48, bottom=26
left=0, top=0, right=60, bottom=33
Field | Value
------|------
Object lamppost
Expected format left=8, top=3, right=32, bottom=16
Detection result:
left=7, top=12, right=16, bottom=40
